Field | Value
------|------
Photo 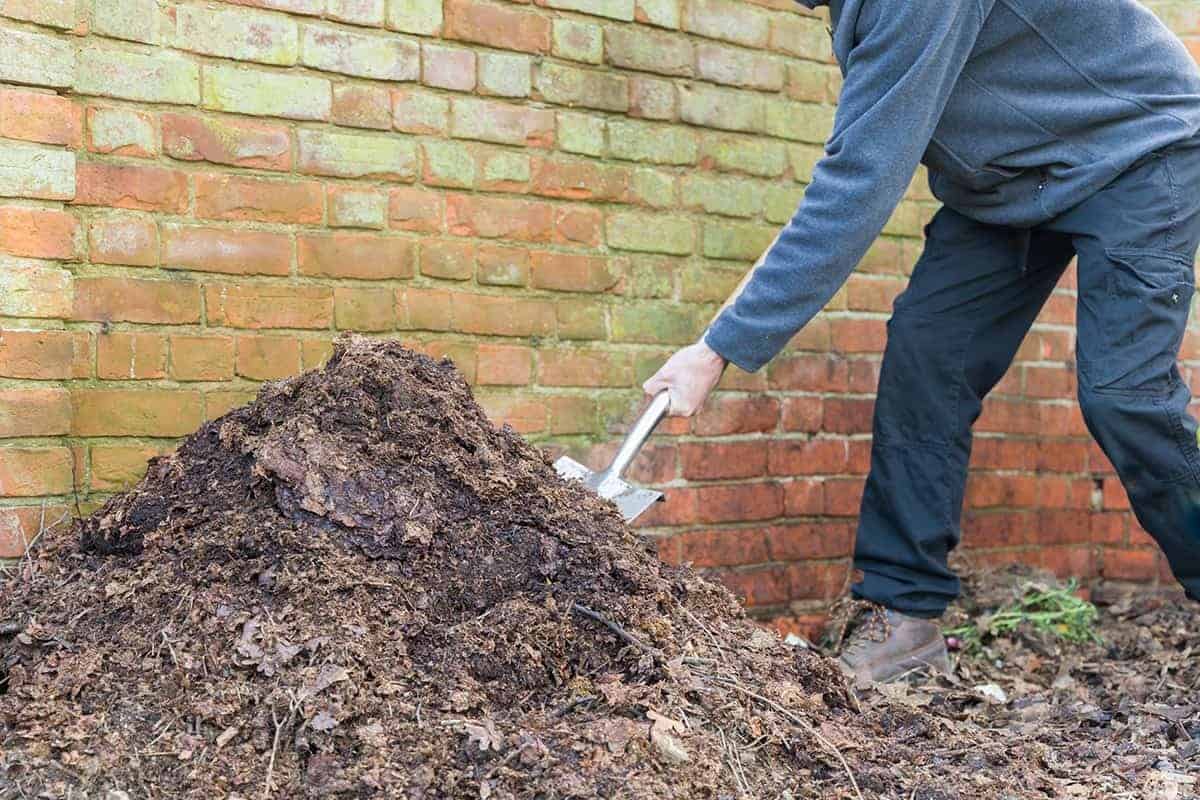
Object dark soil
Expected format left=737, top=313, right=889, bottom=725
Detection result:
left=0, top=336, right=1169, bottom=799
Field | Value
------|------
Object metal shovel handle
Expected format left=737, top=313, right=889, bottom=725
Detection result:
left=606, top=391, right=671, bottom=481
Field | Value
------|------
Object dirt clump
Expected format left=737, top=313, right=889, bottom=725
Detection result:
left=2, top=337, right=1061, bottom=799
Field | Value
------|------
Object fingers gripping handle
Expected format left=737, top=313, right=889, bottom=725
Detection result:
left=607, top=391, right=671, bottom=481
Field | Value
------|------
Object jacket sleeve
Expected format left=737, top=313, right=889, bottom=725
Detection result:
left=704, top=0, right=986, bottom=372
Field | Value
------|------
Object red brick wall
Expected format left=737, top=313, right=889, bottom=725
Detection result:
left=1, top=0, right=1197, bottom=629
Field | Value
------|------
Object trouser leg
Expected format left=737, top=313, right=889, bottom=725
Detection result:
left=853, top=208, right=1074, bottom=616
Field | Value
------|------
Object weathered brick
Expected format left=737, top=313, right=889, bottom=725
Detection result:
left=682, top=174, right=762, bottom=218
left=701, top=133, right=787, bottom=177
left=680, top=84, right=764, bottom=132
left=163, top=224, right=292, bottom=276
left=531, top=156, right=628, bottom=201
left=177, top=5, right=299, bottom=65
left=629, top=168, right=676, bottom=207
left=0, top=0, right=75, bottom=28
left=538, top=348, right=631, bottom=386
left=76, top=46, right=197, bottom=104
left=202, top=64, right=331, bottom=121
left=89, top=215, right=158, bottom=267
left=301, top=338, right=335, bottom=370
left=552, top=19, right=602, bottom=64
left=73, top=276, right=201, bottom=324
left=162, top=113, right=292, bottom=170
left=392, top=88, right=449, bottom=134
left=0, top=206, right=79, bottom=260
left=72, top=389, right=203, bottom=437
left=205, top=283, right=333, bottom=329
left=764, top=184, right=801, bottom=223
left=87, top=106, right=157, bottom=157
left=704, top=221, right=775, bottom=260
left=195, top=174, right=323, bottom=224
left=389, top=186, right=443, bottom=232
left=557, top=112, right=605, bottom=156
left=607, top=119, right=696, bottom=164
left=170, top=335, right=235, bottom=381
left=421, top=140, right=476, bottom=187
left=329, top=186, right=388, bottom=229
left=475, top=343, right=532, bottom=386
left=443, top=0, right=550, bottom=53
left=535, top=62, right=627, bottom=112
left=477, top=244, right=529, bottom=286
left=696, top=42, right=785, bottom=91
left=635, top=0, right=679, bottom=28
left=0, top=141, right=75, bottom=201
left=629, top=76, right=675, bottom=120
left=607, top=212, right=694, bottom=255
left=333, top=84, right=394, bottom=130
left=298, top=128, right=417, bottom=180
left=328, top=0, right=386, bottom=25
left=539, top=0, right=632, bottom=20
left=0, top=447, right=72, bottom=497
left=90, top=444, right=165, bottom=491
left=530, top=251, right=619, bottom=293
left=0, top=89, right=82, bottom=147
left=0, top=25, right=75, bottom=88
left=478, top=394, right=546, bottom=433
left=556, top=298, right=605, bottom=340
left=765, top=99, right=836, bottom=143
left=302, top=24, right=419, bottom=80
left=770, top=14, right=833, bottom=61
left=555, top=206, right=602, bottom=246
left=611, top=302, right=700, bottom=344
left=605, top=27, right=692, bottom=76
left=97, top=332, right=166, bottom=380
left=419, top=238, right=475, bottom=279
left=0, top=258, right=73, bottom=319
left=334, top=287, right=396, bottom=331
left=480, top=149, right=530, bottom=189
left=0, top=388, right=71, bottom=438
left=298, top=233, right=416, bottom=280
left=75, top=162, right=186, bottom=213
left=0, top=329, right=83, bottom=380
left=788, top=143, right=823, bottom=182
left=478, top=52, right=532, bottom=97
left=386, top=0, right=443, bottom=35
left=451, top=97, right=554, bottom=147
left=236, top=335, right=303, bottom=380
left=422, top=42, right=476, bottom=91
left=205, top=389, right=259, bottom=420
left=397, top=286, right=453, bottom=330
left=93, top=0, right=164, bottom=43
left=683, top=0, right=769, bottom=47
left=447, top=194, right=554, bottom=242
left=452, top=293, right=555, bottom=337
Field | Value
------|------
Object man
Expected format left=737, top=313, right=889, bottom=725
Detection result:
left=644, top=0, right=1200, bottom=683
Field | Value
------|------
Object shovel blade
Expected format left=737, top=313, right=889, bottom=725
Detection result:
left=554, top=455, right=663, bottom=523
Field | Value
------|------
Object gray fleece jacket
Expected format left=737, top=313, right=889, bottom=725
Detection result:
left=705, top=0, right=1200, bottom=372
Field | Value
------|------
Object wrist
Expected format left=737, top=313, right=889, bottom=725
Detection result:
left=696, top=335, right=727, bottom=367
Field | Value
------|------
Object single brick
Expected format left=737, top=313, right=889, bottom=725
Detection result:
left=446, top=194, right=554, bottom=242
left=443, top=0, right=550, bottom=53
left=422, top=42, right=476, bottom=91
left=0, top=258, right=73, bottom=319
left=552, top=19, right=602, bottom=64
left=302, top=24, right=419, bottom=80
left=478, top=52, right=532, bottom=97
left=298, top=128, right=417, bottom=180
left=73, top=276, right=201, bottom=324
left=635, top=0, right=679, bottom=28
left=538, top=348, right=631, bottom=387
left=0, top=25, right=75, bottom=88
left=607, top=212, right=694, bottom=254
left=703, top=221, right=775, bottom=260
left=683, top=0, right=769, bottom=48
left=71, top=389, right=203, bottom=437
left=328, top=0, right=386, bottom=25
left=419, top=239, right=475, bottom=280
left=389, top=186, right=443, bottom=232
left=701, top=133, right=787, bottom=177
left=176, top=5, right=299, bottom=65
left=605, top=26, right=692, bottom=76
left=202, top=63, right=331, bottom=121
left=477, top=394, right=546, bottom=433
left=0, top=447, right=73, bottom=497
left=0, top=329, right=84, bottom=379
left=93, top=0, right=164, bottom=44
left=301, top=338, right=335, bottom=370
left=536, top=0, right=633, bottom=22
left=422, top=140, right=477, bottom=188
left=764, top=184, right=801, bottom=224
left=75, top=163, right=186, bottom=212
left=610, top=302, right=700, bottom=344
left=557, top=112, right=605, bottom=156
left=476, top=343, right=532, bottom=386
left=195, top=173, right=324, bottom=224
left=170, top=335, right=235, bottom=381
left=392, top=88, right=449, bottom=134
left=530, top=156, right=628, bottom=201
left=163, top=224, right=292, bottom=276
left=0, top=388, right=71, bottom=438
left=477, top=244, right=529, bottom=286
left=76, top=46, right=198, bottom=104
left=788, top=143, right=823, bottom=182
left=451, top=97, right=554, bottom=147
left=334, top=287, right=396, bottom=331
left=629, top=168, right=676, bottom=208
left=97, top=332, right=166, bottom=380
left=87, top=106, right=158, bottom=157
left=530, top=251, right=619, bottom=293
left=333, top=84, right=394, bottom=130
left=397, top=286, right=453, bottom=331
left=329, top=186, right=388, bottom=229
left=223, top=0, right=324, bottom=14
left=205, top=389, right=259, bottom=420
left=555, top=206, right=602, bottom=245
left=236, top=335, right=303, bottom=380
left=681, top=174, right=762, bottom=218
left=556, top=298, right=606, bottom=340
left=90, top=444, right=165, bottom=491
left=607, top=119, right=696, bottom=165
left=535, top=62, right=627, bottom=112
left=770, top=14, right=833, bottom=61
left=0, top=89, right=82, bottom=147
left=0, top=206, right=79, bottom=260
left=679, top=84, right=764, bottom=133
left=89, top=215, right=158, bottom=267
left=0, top=0, right=75, bottom=28
left=206, top=283, right=333, bottom=329
left=696, top=42, right=785, bottom=91
left=452, top=293, right=555, bottom=337
left=386, top=0, right=443, bottom=35
left=0, top=141, right=75, bottom=200
left=162, top=113, right=292, bottom=170
left=480, top=149, right=530, bottom=189
left=765, top=98, right=835, bottom=143
left=629, top=76, right=675, bottom=120
left=298, top=233, right=416, bottom=280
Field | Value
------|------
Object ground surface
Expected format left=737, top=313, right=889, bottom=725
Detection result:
left=0, top=337, right=1194, bottom=799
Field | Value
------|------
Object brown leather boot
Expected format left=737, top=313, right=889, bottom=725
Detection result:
left=836, top=605, right=951, bottom=685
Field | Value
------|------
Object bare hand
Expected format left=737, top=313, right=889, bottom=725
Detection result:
left=642, top=340, right=727, bottom=417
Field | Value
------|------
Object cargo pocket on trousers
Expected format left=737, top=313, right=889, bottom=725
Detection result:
left=1096, top=248, right=1195, bottom=392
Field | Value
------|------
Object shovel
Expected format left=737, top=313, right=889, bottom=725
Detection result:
left=554, top=390, right=671, bottom=522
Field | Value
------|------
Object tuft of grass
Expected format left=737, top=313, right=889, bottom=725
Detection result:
left=945, top=580, right=1100, bottom=654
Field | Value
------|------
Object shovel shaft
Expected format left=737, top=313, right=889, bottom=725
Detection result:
left=606, top=391, right=671, bottom=481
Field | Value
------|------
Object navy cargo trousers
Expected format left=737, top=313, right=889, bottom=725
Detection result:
left=853, top=138, right=1200, bottom=617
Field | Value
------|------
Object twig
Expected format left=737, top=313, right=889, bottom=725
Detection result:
left=0, top=620, right=22, bottom=636
left=263, top=693, right=298, bottom=800
left=571, top=602, right=664, bottom=664
left=716, top=678, right=864, bottom=800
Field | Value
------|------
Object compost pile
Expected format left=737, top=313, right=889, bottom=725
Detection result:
left=2, top=337, right=1062, bottom=799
